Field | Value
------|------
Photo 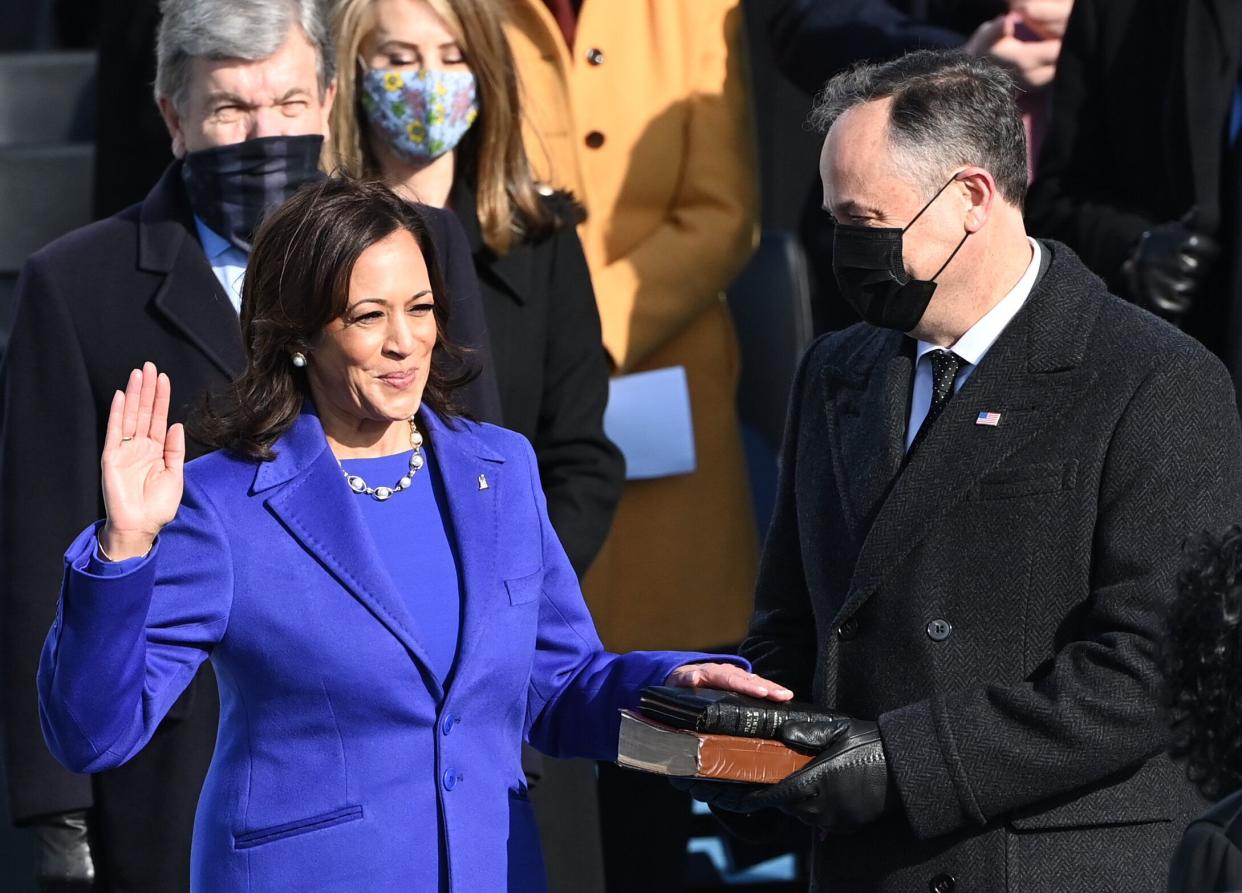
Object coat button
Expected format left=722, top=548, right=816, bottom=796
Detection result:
left=442, top=714, right=456, bottom=736
left=443, top=768, right=458, bottom=791
left=585, top=47, right=605, bottom=65
left=926, top=619, right=952, bottom=642
left=584, top=130, right=606, bottom=149
left=929, top=873, right=956, bottom=893
left=836, top=618, right=859, bottom=641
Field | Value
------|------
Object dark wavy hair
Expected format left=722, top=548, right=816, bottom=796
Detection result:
left=1166, top=525, right=1242, bottom=800
left=192, top=176, right=476, bottom=459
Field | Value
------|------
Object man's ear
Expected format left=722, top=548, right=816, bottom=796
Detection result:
left=158, top=96, right=188, bottom=159
left=958, top=168, right=997, bottom=234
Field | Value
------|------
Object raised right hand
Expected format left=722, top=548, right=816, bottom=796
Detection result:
left=99, top=362, right=185, bottom=560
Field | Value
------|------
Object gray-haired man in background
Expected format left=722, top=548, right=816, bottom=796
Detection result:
left=0, top=2, right=497, bottom=889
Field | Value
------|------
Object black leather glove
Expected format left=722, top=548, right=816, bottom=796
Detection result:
left=1121, top=215, right=1219, bottom=321
left=677, top=716, right=896, bottom=833
left=33, top=809, right=95, bottom=892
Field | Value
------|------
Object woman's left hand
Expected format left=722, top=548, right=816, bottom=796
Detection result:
left=665, top=662, right=794, bottom=702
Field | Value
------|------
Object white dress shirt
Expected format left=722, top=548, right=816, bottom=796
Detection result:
left=193, top=216, right=248, bottom=315
left=905, top=238, right=1042, bottom=451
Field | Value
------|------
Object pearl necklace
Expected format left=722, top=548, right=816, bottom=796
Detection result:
left=340, top=418, right=425, bottom=502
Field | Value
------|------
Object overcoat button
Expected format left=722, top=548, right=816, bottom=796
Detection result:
left=584, top=130, right=605, bottom=149
left=443, top=768, right=458, bottom=791
left=836, top=618, right=859, bottom=641
left=442, top=714, right=456, bottom=735
left=929, top=873, right=956, bottom=893
left=586, top=47, right=605, bottom=65
left=926, top=619, right=952, bottom=642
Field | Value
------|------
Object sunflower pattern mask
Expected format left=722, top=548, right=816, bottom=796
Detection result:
left=360, top=68, right=479, bottom=166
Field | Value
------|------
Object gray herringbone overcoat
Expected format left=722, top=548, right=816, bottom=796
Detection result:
left=740, top=241, right=1242, bottom=893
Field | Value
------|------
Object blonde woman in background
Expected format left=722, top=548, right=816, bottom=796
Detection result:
left=505, top=1, right=760, bottom=886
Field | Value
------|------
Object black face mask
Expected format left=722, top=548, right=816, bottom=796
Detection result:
left=180, top=134, right=325, bottom=252
left=831, top=174, right=970, bottom=333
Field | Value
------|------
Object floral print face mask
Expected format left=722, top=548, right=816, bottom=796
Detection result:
left=359, top=68, right=479, bottom=166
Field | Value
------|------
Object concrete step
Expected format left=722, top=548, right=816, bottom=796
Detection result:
left=0, top=51, right=96, bottom=145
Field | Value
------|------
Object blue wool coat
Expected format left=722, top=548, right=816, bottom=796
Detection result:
left=37, top=408, right=724, bottom=891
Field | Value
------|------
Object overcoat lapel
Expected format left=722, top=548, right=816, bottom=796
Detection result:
left=824, top=329, right=910, bottom=545
left=833, top=245, right=1097, bottom=630
left=138, top=163, right=246, bottom=379
left=416, top=410, right=506, bottom=683
left=257, top=411, right=447, bottom=698
left=1176, top=0, right=1242, bottom=231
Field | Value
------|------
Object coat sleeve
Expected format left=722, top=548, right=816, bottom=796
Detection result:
left=592, top=0, right=759, bottom=372
left=0, top=254, right=102, bottom=821
left=37, top=474, right=234, bottom=774
left=1025, top=0, right=1154, bottom=297
left=533, top=223, right=624, bottom=577
left=1167, top=815, right=1242, bottom=893
left=769, top=0, right=966, bottom=96
left=516, top=438, right=745, bottom=759
left=878, top=346, right=1242, bottom=840
left=737, top=339, right=825, bottom=699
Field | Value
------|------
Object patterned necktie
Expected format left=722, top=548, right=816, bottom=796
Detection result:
left=908, top=349, right=962, bottom=457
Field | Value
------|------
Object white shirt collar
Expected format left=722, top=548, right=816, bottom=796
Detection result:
left=915, top=237, right=1041, bottom=368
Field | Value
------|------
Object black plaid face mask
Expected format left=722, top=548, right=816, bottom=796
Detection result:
left=181, top=134, right=325, bottom=252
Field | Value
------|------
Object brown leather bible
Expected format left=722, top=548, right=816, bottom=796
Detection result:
left=616, top=710, right=814, bottom=783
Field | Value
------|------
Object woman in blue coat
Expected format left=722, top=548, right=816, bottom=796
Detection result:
left=36, top=178, right=790, bottom=892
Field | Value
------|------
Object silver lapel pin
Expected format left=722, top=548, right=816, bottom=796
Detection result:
left=478, top=473, right=489, bottom=490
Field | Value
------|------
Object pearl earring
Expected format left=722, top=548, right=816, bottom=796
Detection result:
left=292, top=352, right=307, bottom=368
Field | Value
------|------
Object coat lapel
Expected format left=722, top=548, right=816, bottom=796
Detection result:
left=834, top=243, right=1098, bottom=629
left=823, top=329, right=910, bottom=545
left=139, top=163, right=247, bottom=379
left=450, top=179, right=530, bottom=306
left=1176, top=0, right=1242, bottom=231
left=257, top=410, right=447, bottom=698
left=418, top=410, right=506, bottom=683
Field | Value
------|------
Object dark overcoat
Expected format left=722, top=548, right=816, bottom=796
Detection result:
left=1026, top=0, right=1242, bottom=387
left=740, top=241, right=1242, bottom=893
left=0, top=161, right=499, bottom=889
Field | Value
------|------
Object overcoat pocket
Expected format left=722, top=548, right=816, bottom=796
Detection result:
left=975, top=460, right=1077, bottom=500
left=504, top=569, right=542, bottom=606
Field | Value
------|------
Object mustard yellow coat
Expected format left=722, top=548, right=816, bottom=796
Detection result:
left=505, top=0, right=760, bottom=651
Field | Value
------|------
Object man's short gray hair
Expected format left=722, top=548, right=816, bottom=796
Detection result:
left=810, top=50, right=1029, bottom=209
left=155, top=0, right=335, bottom=109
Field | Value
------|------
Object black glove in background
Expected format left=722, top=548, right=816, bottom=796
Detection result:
left=676, top=716, right=897, bottom=833
left=33, top=809, right=95, bottom=892
left=1121, top=215, right=1219, bottom=322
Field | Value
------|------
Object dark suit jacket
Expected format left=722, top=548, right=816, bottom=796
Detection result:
left=1169, top=789, right=1242, bottom=893
left=1026, top=0, right=1242, bottom=379
left=740, top=241, right=1242, bottom=893
left=770, top=0, right=1002, bottom=95
left=0, top=162, right=499, bottom=885
left=451, top=183, right=622, bottom=578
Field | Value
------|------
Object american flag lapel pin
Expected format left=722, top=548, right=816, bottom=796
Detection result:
left=976, top=411, right=1002, bottom=427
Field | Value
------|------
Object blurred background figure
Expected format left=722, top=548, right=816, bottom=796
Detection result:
left=769, top=0, right=1071, bottom=333
left=326, top=0, right=623, bottom=888
left=0, top=0, right=500, bottom=890
left=504, top=1, right=761, bottom=888
left=1165, top=527, right=1242, bottom=893
left=1025, top=0, right=1242, bottom=391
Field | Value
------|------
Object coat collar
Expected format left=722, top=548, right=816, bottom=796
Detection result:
left=254, top=404, right=505, bottom=698
left=827, top=241, right=1097, bottom=627
left=450, top=176, right=530, bottom=305
left=138, top=162, right=247, bottom=378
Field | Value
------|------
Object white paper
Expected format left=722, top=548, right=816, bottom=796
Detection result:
left=604, top=366, right=697, bottom=480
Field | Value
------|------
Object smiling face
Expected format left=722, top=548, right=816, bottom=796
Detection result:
left=306, top=227, right=437, bottom=449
